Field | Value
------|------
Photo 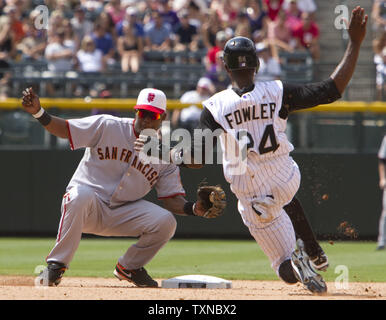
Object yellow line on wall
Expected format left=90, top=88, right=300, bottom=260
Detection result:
left=1, top=98, right=386, bottom=112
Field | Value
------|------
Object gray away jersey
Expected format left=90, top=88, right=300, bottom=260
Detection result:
left=202, top=80, right=294, bottom=191
left=66, top=115, right=185, bottom=207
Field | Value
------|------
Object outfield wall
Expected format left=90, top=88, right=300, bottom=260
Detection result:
left=0, top=150, right=381, bottom=239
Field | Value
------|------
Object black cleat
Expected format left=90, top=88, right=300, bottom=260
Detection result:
left=113, top=263, right=158, bottom=288
left=36, top=262, right=67, bottom=287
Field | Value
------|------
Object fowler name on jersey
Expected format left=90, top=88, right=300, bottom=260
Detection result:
left=224, top=103, right=276, bottom=129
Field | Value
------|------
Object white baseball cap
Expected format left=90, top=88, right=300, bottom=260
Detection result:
left=134, top=88, right=167, bottom=114
left=197, top=77, right=213, bottom=89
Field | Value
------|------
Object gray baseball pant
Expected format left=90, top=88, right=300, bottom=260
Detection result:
left=46, top=185, right=177, bottom=270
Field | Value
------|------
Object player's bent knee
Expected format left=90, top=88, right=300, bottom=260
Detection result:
left=278, top=259, right=298, bottom=284
left=157, top=212, right=177, bottom=239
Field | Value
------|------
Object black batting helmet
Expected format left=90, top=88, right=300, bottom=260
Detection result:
left=222, top=36, right=259, bottom=71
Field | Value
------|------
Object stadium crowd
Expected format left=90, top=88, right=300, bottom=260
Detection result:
left=372, top=0, right=386, bottom=101
left=0, top=0, right=320, bottom=98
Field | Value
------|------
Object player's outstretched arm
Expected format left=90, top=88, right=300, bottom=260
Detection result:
left=330, top=6, right=368, bottom=94
left=21, top=87, right=69, bottom=139
left=281, top=7, right=368, bottom=115
left=161, top=185, right=226, bottom=219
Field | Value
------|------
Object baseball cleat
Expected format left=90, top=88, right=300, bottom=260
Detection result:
left=309, top=249, right=329, bottom=272
left=113, top=263, right=158, bottom=288
left=291, top=240, right=327, bottom=294
left=36, top=262, right=67, bottom=287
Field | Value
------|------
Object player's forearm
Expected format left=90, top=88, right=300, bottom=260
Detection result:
left=44, top=115, right=69, bottom=139
left=330, top=40, right=361, bottom=95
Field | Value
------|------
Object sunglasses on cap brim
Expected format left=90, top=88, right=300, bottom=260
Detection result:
left=136, top=109, right=161, bottom=120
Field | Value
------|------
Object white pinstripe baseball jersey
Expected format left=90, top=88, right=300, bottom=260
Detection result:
left=203, top=80, right=294, bottom=187
left=202, top=80, right=299, bottom=272
left=203, top=80, right=299, bottom=225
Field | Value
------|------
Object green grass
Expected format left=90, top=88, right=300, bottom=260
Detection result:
left=0, top=238, right=385, bottom=282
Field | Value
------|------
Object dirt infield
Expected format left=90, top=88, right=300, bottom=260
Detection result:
left=0, top=276, right=385, bottom=300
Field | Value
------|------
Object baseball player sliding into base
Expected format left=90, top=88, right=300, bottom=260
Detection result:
left=21, top=87, right=226, bottom=288
left=136, top=7, right=368, bottom=294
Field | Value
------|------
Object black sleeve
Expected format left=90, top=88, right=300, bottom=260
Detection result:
left=280, top=78, right=342, bottom=119
left=198, top=107, right=224, bottom=131
left=182, top=107, right=224, bottom=166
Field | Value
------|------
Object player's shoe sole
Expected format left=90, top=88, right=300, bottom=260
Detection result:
left=113, top=263, right=158, bottom=288
left=291, top=241, right=327, bottom=294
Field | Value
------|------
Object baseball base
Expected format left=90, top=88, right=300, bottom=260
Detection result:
left=161, top=275, right=232, bottom=289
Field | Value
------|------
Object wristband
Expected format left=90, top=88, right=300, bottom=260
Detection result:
left=32, top=107, right=52, bottom=126
left=183, top=201, right=196, bottom=216
left=32, top=107, right=45, bottom=118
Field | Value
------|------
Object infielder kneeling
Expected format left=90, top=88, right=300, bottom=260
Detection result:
left=21, top=87, right=226, bottom=288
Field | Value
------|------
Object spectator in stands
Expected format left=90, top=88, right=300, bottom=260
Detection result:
left=144, top=10, right=172, bottom=52
left=205, top=50, right=231, bottom=92
left=76, top=35, right=105, bottom=73
left=201, top=10, right=223, bottom=50
left=75, top=35, right=106, bottom=97
left=158, top=0, right=180, bottom=32
left=234, top=10, right=253, bottom=39
left=3, top=4, right=25, bottom=44
left=91, top=22, right=116, bottom=66
left=173, top=10, right=199, bottom=53
left=71, top=6, right=94, bottom=50
left=116, top=6, right=145, bottom=38
left=62, top=19, right=77, bottom=53
left=268, top=9, right=296, bottom=52
left=263, top=0, right=284, bottom=22
left=172, top=77, right=215, bottom=133
left=248, top=0, right=268, bottom=35
left=81, top=0, right=105, bottom=20
left=284, top=0, right=302, bottom=33
left=56, top=0, right=74, bottom=20
left=44, top=29, right=75, bottom=96
left=210, top=0, right=238, bottom=28
left=117, top=22, right=143, bottom=73
left=47, top=10, right=66, bottom=39
left=0, top=15, right=15, bottom=99
left=292, top=12, right=320, bottom=60
left=372, top=0, right=386, bottom=36
left=375, top=46, right=386, bottom=101
left=97, top=11, right=119, bottom=44
left=373, top=31, right=386, bottom=57
left=105, top=0, right=126, bottom=25
left=205, top=30, right=227, bottom=70
left=17, top=9, right=47, bottom=61
left=186, top=0, right=205, bottom=30
left=255, top=42, right=282, bottom=82
left=283, top=0, right=316, bottom=15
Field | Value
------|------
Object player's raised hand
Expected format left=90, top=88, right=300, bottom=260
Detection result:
left=347, top=6, right=368, bottom=46
left=22, top=87, right=42, bottom=115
